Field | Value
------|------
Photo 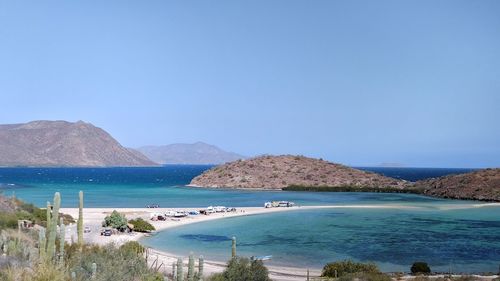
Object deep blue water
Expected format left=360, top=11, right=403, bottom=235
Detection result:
left=0, top=166, right=474, bottom=208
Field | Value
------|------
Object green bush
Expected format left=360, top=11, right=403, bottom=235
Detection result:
left=208, top=257, right=271, bottom=281
left=411, top=262, right=431, bottom=275
left=338, top=272, right=392, bottom=281
left=321, top=260, right=380, bottom=278
left=102, top=210, right=128, bottom=231
left=120, top=241, right=145, bottom=255
left=0, top=213, right=18, bottom=230
left=65, top=242, right=160, bottom=281
left=128, top=218, right=155, bottom=233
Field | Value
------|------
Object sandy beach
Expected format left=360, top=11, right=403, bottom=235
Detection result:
left=60, top=203, right=500, bottom=281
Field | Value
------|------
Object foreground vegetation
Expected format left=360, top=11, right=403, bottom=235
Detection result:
left=0, top=193, right=271, bottom=281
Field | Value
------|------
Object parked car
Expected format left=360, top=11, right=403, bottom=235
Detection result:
left=100, top=229, right=112, bottom=236
left=84, top=226, right=91, bottom=233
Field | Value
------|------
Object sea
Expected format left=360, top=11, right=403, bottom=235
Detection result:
left=1, top=166, right=498, bottom=273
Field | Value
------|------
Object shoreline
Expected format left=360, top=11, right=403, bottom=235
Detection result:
left=60, top=203, right=500, bottom=281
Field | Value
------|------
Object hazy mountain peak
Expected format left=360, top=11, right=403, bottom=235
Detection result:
left=0, top=120, right=157, bottom=167
left=137, top=142, right=246, bottom=165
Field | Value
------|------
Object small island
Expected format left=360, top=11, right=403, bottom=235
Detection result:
left=190, top=155, right=407, bottom=190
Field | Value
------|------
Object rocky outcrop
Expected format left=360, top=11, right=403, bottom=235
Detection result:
left=414, top=168, right=500, bottom=201
left=190, top=155, right=407, bottom=190
left=0, top=120, right=157, bottom=167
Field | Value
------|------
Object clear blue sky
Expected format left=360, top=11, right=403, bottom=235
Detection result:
left=0, top=1, right=499, bottom=168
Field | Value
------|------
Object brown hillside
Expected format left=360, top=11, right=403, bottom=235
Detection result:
left=190, top=155, right=406, bottom=190
left=414, top=168, right=500, bottom=201
left=0, top=120, right=157, bottom=167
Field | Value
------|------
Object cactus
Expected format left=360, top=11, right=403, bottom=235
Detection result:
left=176, top=258, right=183, bottom=281
left=198, top=255, right=204, bottom=281
left=188, top=252, right=195, bottom=281
left=38, top=227, right=46, bottom=261
left=59, top=217, right=65, bottom=266
left=172, top=262, right=176, bottom=279
left=77, top=190, right=84, bottom=246
left=46, top=201, right=51, bottom=230
left=231, top=236, right=236, bottom=258
left=91, top=262, right=97, bottom=279
left=46, top=192, right=60, bottom=260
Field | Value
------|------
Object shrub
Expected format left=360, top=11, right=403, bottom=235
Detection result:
left=66, top=242, right=159, bottom=281
left=128, top=218, right=155, bottom=233
left=321, top=260, right=380, bottom=278
left=208, top=257, right=271, bottom=281
left=102, top=210, right=128, bottom=232
left=411, top=262, right=431, bottom=275
left=120, top=241, right=145, bottom=255
left=0, top=213, right=18, bottom=230
left=338, top=272, right=392, bottom=281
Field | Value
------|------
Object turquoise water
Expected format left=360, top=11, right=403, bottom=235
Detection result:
left=141, top=205, right=500, bottom=274
left=2, top=166, right=498, bottom=273
left=0, top=166, right=473, bottom=208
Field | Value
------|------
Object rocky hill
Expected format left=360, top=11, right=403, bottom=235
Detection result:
left=0, top=120, right=157, bottom=167
left=138, top=142, right=245, bottom=164
left=190, top=155, right=407, bottom=189
left=414, top=168, right=500, bottom=201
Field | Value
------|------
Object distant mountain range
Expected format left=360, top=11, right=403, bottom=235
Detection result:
left=137, top=142, right=246, bottom=165
left=0, top=120, right=156, bottom=167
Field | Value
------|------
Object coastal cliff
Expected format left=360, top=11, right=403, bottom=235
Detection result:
left=189, top=155, right=407, bottom=190
left=414, top=168, right=500, bottom=201
left=0, top=120, right=157, bottom=167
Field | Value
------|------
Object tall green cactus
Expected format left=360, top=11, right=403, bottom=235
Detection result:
left=46, top=201, right=51, bottom=230
left=172, top=261, right=176, bottom=279
left=38, top=228, right=46, bottom=261
left=59, top=217, right=65, bottom=266
left=91, top=262, right=97, bottom=279
left=77, top=191, right=84, bottom=246
left=46, top=192, right=60, bottom=260
left=198, top=255, right=204, bottom=281
left=231, top=236, right=236, bottom=258
left=176, top=258, right=183, bottom=281
left=188, top=252, right=195, bottom=281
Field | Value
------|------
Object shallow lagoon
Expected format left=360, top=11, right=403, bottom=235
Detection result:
left=141, top=205, right=500, bottom=273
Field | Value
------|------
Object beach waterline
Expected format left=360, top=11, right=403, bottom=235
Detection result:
left=140, top=203, right=500, bottom=274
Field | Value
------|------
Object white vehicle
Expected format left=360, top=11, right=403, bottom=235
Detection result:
left=264, top=202, right=272, bottom=208
left=206, top=206, right=215, bottom=213
left=173, top=211, right=188, bottom=218
left=214, top=206, right=226, bottom=212
left=164, top=211, right=176, bottom=217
